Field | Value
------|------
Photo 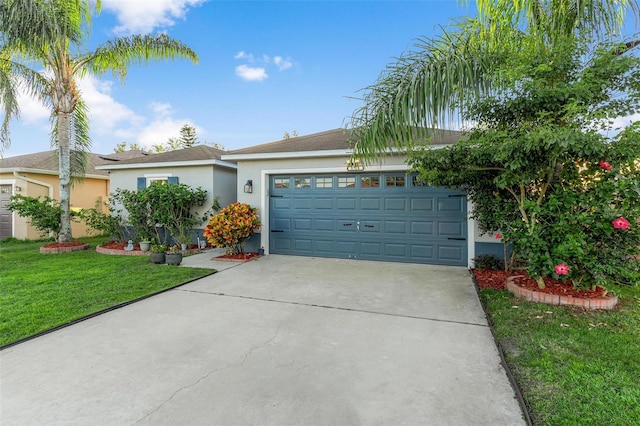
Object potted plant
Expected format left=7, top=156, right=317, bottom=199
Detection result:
left=149, top=243, right=167, bottom=264
left=165, top=244, right=183, bottom=266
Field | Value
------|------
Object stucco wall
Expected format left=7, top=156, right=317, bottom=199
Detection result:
left=107, top=164, right=237, bottom=230
left=0, top=171, right=108, bottom=239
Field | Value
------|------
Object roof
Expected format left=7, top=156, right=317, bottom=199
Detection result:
left=99, top=145, right=227, bottom=166
left=0, top=150, right=148, bottom=177
left=224, top=127, right=465, bottom=159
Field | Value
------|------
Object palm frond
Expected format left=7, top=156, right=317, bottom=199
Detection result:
left=85, top=34, right=198, bottom=80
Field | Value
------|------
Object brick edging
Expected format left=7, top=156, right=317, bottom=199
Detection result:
left=505, top=277, right=618, bottom=310
left=40, top=243, right=90, bottom=254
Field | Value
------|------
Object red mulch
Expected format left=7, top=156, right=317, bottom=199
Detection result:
left=473, top=269, right=607, bottom=298
left=42, top=241, right=87, bottom=249
left=215, top=252, right=260, bottom=261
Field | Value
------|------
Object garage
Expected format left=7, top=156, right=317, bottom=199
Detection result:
left=269, top=172, right=467, bottom=266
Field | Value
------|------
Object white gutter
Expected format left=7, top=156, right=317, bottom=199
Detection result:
left=96, top=159, right=238, bottom=171
left=13, top=171, right=54, bottom=197
left=222, top=144, right=452, bottom=162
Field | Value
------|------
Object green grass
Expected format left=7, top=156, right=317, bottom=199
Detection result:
left=480, top=286, right=640, bottom=425
left=0, top=237, right=213, bottom=347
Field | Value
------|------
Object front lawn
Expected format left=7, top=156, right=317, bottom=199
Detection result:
left=0, top=237, right=213, bottom=348
left=481, top=285, right=640, bottom=425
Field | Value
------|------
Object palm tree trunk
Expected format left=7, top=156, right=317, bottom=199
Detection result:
left=57, top=110, right=72, bottom=243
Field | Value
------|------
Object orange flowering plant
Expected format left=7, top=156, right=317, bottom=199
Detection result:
left=203, top=202, right=261, bottom=255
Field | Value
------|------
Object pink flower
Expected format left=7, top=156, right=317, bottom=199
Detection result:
left=599, top=160, right=612, bottom=170
left=495, top=233, right=502, bottom=239
left=555, top=264, right=570, bottom=275
left=612, top=217, right=630, bottom=229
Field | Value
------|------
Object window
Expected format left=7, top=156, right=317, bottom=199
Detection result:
left=274, top=178, right=290, bottom=189
left=411, top=175, right=426, bottom=187
left=386, top=176, right=405, bottom=187
left=148, top=178, right=168, bottom=186
left=361, top=176, right=380, bottom=188
left=294, top=177, right=311, bottom=188
left=338, top=176, right=356, bottom=188
left=315, top=177, right=333, bottom=188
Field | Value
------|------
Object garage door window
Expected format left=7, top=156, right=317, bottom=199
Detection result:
left=294, top=177, right=311, bottom=188
left=274, top=178, right=290, bottom=189
left=411, top=175, right=426, bottom=187
left=315, top=177, right=333, bottom=188
left=386, top=176, right=405, bottom=187
left=361, top=176, right=380, bottom=188
left=338, top=176, right=356, bottom=188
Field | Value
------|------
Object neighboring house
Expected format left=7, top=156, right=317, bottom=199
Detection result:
left=95, top=145, right=238, bottom=241
left=0, top=150, right=146, bottom=240
left=223, top=128, right=500, bottom=268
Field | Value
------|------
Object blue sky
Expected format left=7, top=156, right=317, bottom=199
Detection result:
left=3, top=0, right=481, bottom=157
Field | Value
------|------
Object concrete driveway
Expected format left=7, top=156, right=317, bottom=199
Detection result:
left=1, top=254, right=525, bottom=425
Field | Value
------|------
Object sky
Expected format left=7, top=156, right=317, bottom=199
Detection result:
left=3, top=0, right=483, bottom=157
left=1, top=0, right=638, bottom=158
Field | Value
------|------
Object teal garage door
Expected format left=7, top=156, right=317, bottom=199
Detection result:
left=269, top=173, right=467, bottom=266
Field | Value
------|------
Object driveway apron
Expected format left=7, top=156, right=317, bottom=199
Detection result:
left=0, top=255, right=525, bottom=425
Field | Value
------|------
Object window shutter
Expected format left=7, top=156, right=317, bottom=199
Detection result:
left=137, top=177, right=146, bottom=189
left=168, top=176, right=179, bottom=185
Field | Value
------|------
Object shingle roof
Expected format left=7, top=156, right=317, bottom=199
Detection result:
left=0, top=150, right=149, bottom=176
left=102, top=145, right=227, bottom=166
left=228, top=128, right=465, bottom=155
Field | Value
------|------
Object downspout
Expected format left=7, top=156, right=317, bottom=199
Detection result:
left=13, top=170, right=54, bottom=197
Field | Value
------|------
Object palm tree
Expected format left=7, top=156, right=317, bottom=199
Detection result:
left=348, top=0, right=639, bottom=160
left=0, top=0, right=198, bottom=242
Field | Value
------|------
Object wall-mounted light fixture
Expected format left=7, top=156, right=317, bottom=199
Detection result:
left=244, top=180, right=253, bottom=193
left=14, top=185, right=22, bottom=192
left=346, top=157, right=364, bottom=171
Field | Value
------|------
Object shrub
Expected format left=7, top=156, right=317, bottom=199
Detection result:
left=79, top=200, right=126, bottom=241
left=472, top=254, right=503, bottom=270
left=203, top=202, right=261, bottom=255
left=7, top=195, right=79, bottom=240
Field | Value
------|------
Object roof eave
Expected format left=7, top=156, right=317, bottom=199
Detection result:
left=96, top=159, right=238, bottom=171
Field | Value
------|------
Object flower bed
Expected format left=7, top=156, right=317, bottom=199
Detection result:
left=96, top=241, right=202, bottom=256
left=213, top=252, right=261, bottom=262
left=473, top=269, right=618, bottom=310
left=40, top=241, right=90, bottom=254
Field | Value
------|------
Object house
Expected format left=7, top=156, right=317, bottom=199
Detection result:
left=0, top=150, right=145, bottom=240
left=222, top=128, right=500, bottom=268
left=95, top=145, right=238, bottom=241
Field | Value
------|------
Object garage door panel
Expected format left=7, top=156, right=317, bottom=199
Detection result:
left=386, top=221, right=407, bottom=234
left=314, top=198, right=333, bottom=209
left=360, top=220, right=380, bottom=233
left=438, top=221, right=465, bottom=236
left=438, top=197, right=465, bottom=212
left=361, top=198, right=381, bottom=210
left=337, top=220, right=357, bottom=232
left=293, top=218, right=312, bottom=231
left=385, top=198, right=406, bottom=211
left=270, top=174, right=467, bottom=266
left=410, top=198, right=434, bottom=211
left=293, top=198, right=313, bottom=209
left=336, top=198, right=357, bottom=210
left=411, top=221, right=434, bottom=235
left=315, top=219, right=334, bottom=231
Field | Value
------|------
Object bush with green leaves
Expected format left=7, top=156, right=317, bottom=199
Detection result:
left=111, top=183, right=215, bottom=244
left=409, top=41, right=640, bottom=289
left=203, top=202, right=261, bottom=255
left=79, top=199, right=126, bottom=241
left=7, top=194, right=79, bottom=240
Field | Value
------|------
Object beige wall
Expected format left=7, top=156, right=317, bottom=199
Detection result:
left=0, top=171, right=109, bottom=239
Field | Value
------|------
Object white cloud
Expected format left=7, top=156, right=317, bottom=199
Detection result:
left=233, top=51, right=294, bottom=81
left=235, top=65, right=268, bottom=81
left=102, top=0, right=207, bottom=34
left=234, top=51, right=253, bottom=61
left=611, top=113, right=640, bottom=130
left=133, top=103, right=201, bottom=148
left=273, top=56, right=293, bottom=71
left=16, top=91, right=50, bottom=124
left=78, top=76, right=143, bottom=132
